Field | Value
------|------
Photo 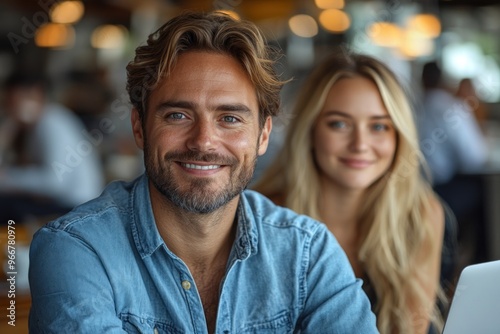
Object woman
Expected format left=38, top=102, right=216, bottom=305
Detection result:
left=253, top=52, right=447, bottom=334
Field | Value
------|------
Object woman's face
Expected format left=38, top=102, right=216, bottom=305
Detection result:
left=312, top=75, right=397, bottom=191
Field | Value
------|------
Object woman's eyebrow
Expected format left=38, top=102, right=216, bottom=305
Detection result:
left=322, top=110, right=351, bottom=118
left=322, top=111, right=392, bottom=121
left=370, top=115, right=392, bottom=120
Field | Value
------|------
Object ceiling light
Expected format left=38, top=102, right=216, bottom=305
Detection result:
left=91, top=25, right=128, bottom=49
left=289, top=14, right=318, bottom=38
left=315, top=0, right=345, bottom=9
left=398, top=29, right=435, bottom=58
left=367, top=22, right=403, bottom=47
left=406, top=14, right=441, bottom=38
left=50, top=1, right=84, bottom=24
left=319, top=9, right=350, bottom=33
left=35, top=23, right=75, bottom=48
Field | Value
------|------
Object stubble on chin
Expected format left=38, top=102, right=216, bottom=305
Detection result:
left=144, top=147, right=256, bottom=214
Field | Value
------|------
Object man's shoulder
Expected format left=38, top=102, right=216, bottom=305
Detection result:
left=41, top=103, right=85, bottom=129
left=241, top=190, right=325, bottom=234
left=45, top=178, right=137, bottom=232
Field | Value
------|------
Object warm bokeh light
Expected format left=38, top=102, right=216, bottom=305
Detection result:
left=289, top=14, right=319, bottom=38
left=398, top=30, right=435, bottom=58
left=314, top=0, right=345, bottom=9
left=214, top=9, right=240, bottom=20
left=91, top=25, right=128, bottom=49
left=406, top=13, right=441, bottom=38
left=319, top=9, right=350, bottom=33
left=367, top=22, right=403, bottom=47
left=35, top=23, right=75, bottom=48
left=50, top=1, right=85, bottom=24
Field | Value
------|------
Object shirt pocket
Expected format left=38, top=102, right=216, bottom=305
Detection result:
left=120, top=313, right=185, bottom=334
left=237, top=311, right=293, bottom=334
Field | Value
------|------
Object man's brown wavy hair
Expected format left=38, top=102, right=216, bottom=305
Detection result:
left=126, top=11, right=285, bottom=129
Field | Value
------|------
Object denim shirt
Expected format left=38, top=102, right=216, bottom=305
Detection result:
left=29, top=174, right=378, bottom=333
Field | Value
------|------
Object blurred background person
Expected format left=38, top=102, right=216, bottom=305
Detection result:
left=455, top=77, right=489, bottom=133
left=417, top=62, right=490, bottom=265
left=253, top=52, right=454, bottom=334
left=0, top=71, right=105, bottom=223
left=417, top=62, right=488, bottom=185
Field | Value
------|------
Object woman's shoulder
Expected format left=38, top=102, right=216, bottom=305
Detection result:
left=427, top=194, right=445, bottom=223
left=425, top=194, right=446, bottom=233
left=419, top=193, right=446, bottom=249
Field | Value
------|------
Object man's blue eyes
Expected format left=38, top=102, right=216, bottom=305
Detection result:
left=166, top=113, right=185, bottom=120
left=222, top=116, right=238, bottom=123
left=166, top=113, right=239, bottom=123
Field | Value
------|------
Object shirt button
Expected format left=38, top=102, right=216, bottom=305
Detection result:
left=182, top=280, right=191, bottom=290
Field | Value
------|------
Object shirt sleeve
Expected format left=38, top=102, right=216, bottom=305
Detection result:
left=29, top=226, right=127, bottom=333
left=298, top=226, right=379, bottom=333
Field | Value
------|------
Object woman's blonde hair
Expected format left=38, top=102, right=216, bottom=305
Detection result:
left=126, top=11, right=285, bottom=128
left=254, top=52, right=444, bottom=333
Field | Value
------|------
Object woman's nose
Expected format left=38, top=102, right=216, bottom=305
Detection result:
left=349, top=127, right=369, bottom=152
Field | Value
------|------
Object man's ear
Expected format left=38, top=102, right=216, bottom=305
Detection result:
left=257, top=116, right=272, bottom=156
left=131, top=108, right=144, bottom=150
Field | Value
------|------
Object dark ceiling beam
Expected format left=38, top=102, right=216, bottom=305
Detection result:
left=439, top=0, right=500, bottom=7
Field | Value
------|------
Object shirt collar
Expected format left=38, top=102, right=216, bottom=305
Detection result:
left=232, top=193, right=259, bottom=260
left=130, top=174, right=164, bottom=258
left=130, top=174, right=259, bottom=260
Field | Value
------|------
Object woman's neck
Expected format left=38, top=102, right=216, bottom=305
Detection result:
left=318, top=180, right=367, bottom=277
left=319, top=181, right=365, bottom=230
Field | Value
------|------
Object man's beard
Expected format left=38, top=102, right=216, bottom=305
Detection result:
left=143, top=141, right=257, bottom=214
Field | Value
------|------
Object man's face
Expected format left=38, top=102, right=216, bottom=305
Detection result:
left=6, top=85, right=45, bottom=125
left=132, top=51, right=271, bottom=214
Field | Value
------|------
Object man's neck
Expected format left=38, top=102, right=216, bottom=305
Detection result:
left=148, top=183, right=239, bottom=334
left=148, top=182, right=239, bottom=268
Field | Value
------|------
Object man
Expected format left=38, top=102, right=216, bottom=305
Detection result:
left=0, top=72, right=104, bottom=223
left=29, top=12, right=378, bottom=333
left=417, top=61, right=489, bottom=264
left=417, top=61, right=488, bottom=185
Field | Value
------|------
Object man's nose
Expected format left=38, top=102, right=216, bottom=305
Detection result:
left=186, top=119, right=217, bottom=152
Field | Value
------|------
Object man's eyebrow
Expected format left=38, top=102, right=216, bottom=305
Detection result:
left=155, top=100, right=196, bottom=112
left=214, top=103, right=251, bottom=112
left=155, top=101, right=252, bottom=113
